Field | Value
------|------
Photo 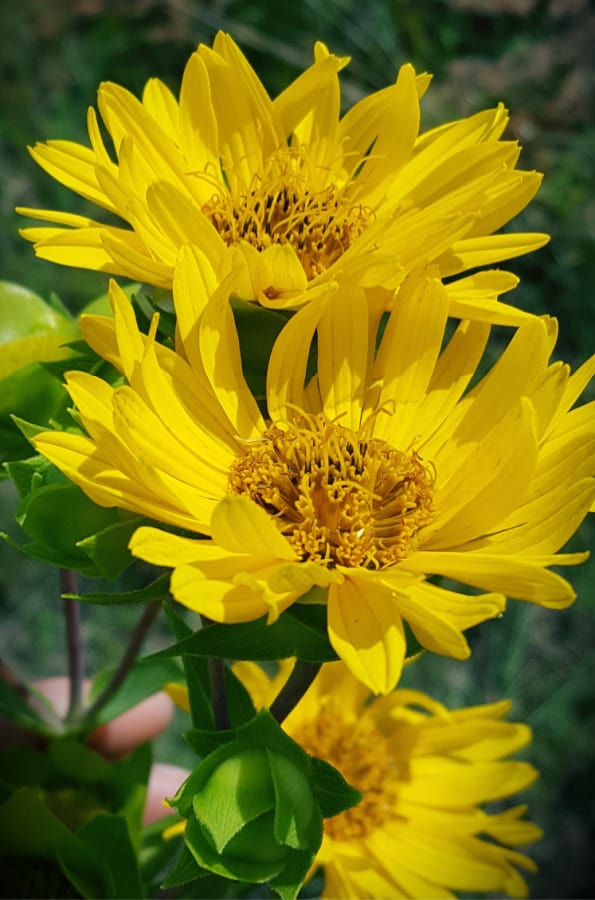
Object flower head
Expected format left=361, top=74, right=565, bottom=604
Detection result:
left=19, top=33, right=546, bottom=320
left=33, top=252, right=594, bottom=693
left=172, top=660, right=543, bottom=899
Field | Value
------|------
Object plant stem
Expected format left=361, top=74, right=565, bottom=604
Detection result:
left=81, top=600, right=162, bottom=727
left=208, top=657, right=231, bottom=730
left=61, top=569, right=85, bottom=723
left=270, top=660, right=322, bottom=724
left=0, top=659, right=30, bottom=699
left=200, top=615, right=230, bottom=730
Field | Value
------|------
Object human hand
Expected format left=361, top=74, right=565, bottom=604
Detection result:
left=0, top=676, right=189, bottom=824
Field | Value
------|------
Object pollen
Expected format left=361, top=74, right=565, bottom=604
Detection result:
left=295, top=714, right=401, bottom=840
left=228, top=413, right=435, bottom=569
left=201, top=149, right=373, bottom=279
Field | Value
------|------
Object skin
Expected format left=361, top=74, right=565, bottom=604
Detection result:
left=0, top=676, right=190, bottom=824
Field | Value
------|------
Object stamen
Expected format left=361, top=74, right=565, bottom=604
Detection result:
left=201, top=148, right=374, bottom=279
left=229, top=412, right=434, bottom=569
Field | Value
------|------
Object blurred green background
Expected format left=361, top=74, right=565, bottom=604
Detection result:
left=1, top=1, right=594, bottom=897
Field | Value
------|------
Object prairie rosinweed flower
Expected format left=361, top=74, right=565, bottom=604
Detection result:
left=32, top=247, right=595, bottom=693
left=168, top=660, right=543, bottom=899
left=18, top=32, right=547, bottom=319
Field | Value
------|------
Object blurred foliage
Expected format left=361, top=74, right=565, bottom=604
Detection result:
left=1, top=1, right=594, bottom=898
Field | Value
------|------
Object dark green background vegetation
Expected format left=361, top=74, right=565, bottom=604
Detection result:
left=1, top=1, right=594, bottom=897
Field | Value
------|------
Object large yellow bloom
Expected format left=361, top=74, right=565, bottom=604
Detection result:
left=18, top=32, right=547, bottom=319
left=170, top=660, right=543, bottom=899
left=32, top=249, right=594, bottom=693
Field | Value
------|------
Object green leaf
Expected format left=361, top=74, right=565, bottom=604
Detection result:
left=183, top=656, right=215, bottom=730
left=161, top=842, right=209, bottom=888
left=0, top=746, right=56, bottom=789
left=0, top=365, right=67, bottom=462
left=0, top=787, right=111, bottom=898
left=224, top=665, right=258, bottom=728
left=12, top=481, right=128, bottom=575
left=77, top=814, right=144, bottom=899
left=108, top=743, right=152, bottom=852
left=231, top=298, right=290, bottom=399
left=0, top=282, right=78, bottom=463
left=47, top=738, right=113, bottom=784
left=268, top=750, right=316, bottom=851
left=269, top=848, right=317, bottom=900
left=87, top=655, right=183, bottom=727
left=65, top=574, right=171, bottom=606
left=139, top=814, right=186, bottom=894
left=0, top=282, right=76, bottom=379
left=238, top=710, right=312, bottom=773
left=163, top=604, right=215, bottom=730
left=183, top=727, right=235, bottom=760
left=163, top=602, right=193, bottom=640
left=149, top=607, right=337, bottom=664
left=0, top=678, right=47, bottom=731
left=77, top=514, right=146, bottom=578
left=309, top=756, right=362, bottom=818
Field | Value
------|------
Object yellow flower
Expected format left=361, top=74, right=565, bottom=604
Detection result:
left=169, top=660, right=543, bottom=899
left=18, top=32, right=547, bottom=319
left=33, top=253, right=594, bottom=694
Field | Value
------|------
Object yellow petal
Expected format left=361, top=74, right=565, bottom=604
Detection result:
left=317, top=279, right=368, bottom=429
left=199, top=287, right=265, bottom=438
left=405, top=550, right=576, bottom=607
left=210, top=495, right=296, bottom=560
left=327, top=574, right=407, bottom=694
left=171, top=565, right=295, bottom=623
left=179, top=52, right=220, bottom=182
left=266, top=288, right=329, bottom=421
left=427, top=399, right=538, bottom=547
left=439, top=232, right=550, bottom=276
left=366, top=273, right=449, bottom=448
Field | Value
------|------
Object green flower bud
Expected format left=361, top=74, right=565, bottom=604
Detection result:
left=170, top=710, right=324, bottom=899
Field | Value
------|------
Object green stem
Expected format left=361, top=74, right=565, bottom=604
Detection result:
left=61, top=569, right=84, bottom=723
left=270, top=660, right=322, bottom=724
left=208, top=657, right=231, bottom=730
left=81, top=600, right=162, bottom=727
left=200, top=615, right=230, bottom=730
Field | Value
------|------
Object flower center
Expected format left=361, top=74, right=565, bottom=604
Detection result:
left=202, top=150, right=373, bottom=280
left=294, top=714, right=400, bottom=840
left=228, top=413, right=434, bottom=569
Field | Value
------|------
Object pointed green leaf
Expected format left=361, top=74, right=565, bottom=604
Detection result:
left=64, top=574, right=171, bottom=606
left=77, top=814, right=144, bottom=899
left=147, top=607, right=337, bottom=664
left=12, top=481, right=126, bottom=575
left=269, top=847, right=318, bottom=900
left=224, top=665, right=257, bottom=727
left=183, top=727, right=235, bottom=760
left=309, top=756, right=362, bottom=818
left=77, top=514, right=146, bottom=578
left=161, top=842, right=209, bottom=888
left=164, top=605, right=216, bottom=729
left=268, top=750, right=317, bottom=850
